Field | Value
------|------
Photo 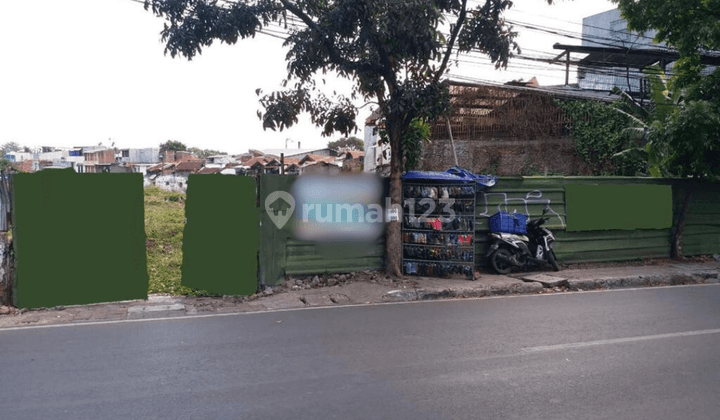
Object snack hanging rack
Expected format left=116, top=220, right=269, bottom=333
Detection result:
left=401, top=179, right=476, bottom=279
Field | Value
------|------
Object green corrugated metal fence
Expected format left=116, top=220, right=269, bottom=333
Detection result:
left=258, top=175, right=720, bottom=282
left=258, top=175, right=385, bottom=285
left=474, top=177, right=720, bottom=265
left=673, top=182, right=720, bottom=256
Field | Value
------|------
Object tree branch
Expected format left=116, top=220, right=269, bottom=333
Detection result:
left=277, top=0, right=385, bottom=79
left=435, top=0, right=468, bottom=83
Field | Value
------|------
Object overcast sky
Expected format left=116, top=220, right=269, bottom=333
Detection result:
left=1, top=0, right=617, bottom=155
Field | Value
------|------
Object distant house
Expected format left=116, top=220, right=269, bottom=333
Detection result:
left=118, top=148, right=160, bottom=163
left=162, top=150, right=199, bottom=163
left=263, top=158, right=283, bottom=174
left=146, top=163, right=176, bottom=177
left=221, top=163, right=249, bottom=175
left=285, top=163, right=301, bottom=175
left=363, top=109, right=389, bottom=174
left=243, top=157, right=269, bottom=175
left=82, top=148, right=115, bottom=173
left=204, top=155, right=235, bottom=168
left=339, top=151, right=364, bottom=172
left=109, top=162, right=134, bottom=173
left=175, top=160, right=204, bottom=177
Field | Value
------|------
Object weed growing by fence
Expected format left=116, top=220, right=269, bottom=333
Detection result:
left=144, top=186, right=190, bottom=295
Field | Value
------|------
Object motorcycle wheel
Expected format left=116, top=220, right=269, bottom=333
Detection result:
left=547, top=249, right=560, bottom=272
left=490, top=248, right=513, bottom=274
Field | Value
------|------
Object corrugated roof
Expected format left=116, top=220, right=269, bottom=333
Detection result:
left=260, top=148, right=330, bottom=158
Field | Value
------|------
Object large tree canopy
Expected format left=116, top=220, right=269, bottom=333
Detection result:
left=144, top=0, right=537, bottom=276
left=614, top=0, right=720, bottom=257
left=328, top=136, right=363, bottom=151
left=613, top=0, right=720, bottom=179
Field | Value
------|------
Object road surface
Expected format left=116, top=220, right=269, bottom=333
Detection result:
left=2, top=284, right=720, bottom=419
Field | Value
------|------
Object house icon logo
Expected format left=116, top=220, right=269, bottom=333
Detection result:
left=265, top=191, right=296, bottom=229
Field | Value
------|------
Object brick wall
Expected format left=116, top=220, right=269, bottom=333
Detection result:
left=421, top=138, right=589, bottom=176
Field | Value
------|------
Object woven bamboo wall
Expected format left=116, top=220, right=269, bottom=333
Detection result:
left=431, top=83, right=567, bottom=141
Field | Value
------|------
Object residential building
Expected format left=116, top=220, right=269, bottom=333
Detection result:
left=363, top=109, right=390, bottom=174
left=204, top=154, right=234, bottom=168
left=81, top=148, right=115, bottom=173
left=557, top=8, right=719, bottom=100
left=118, top=148, right=161, bottom=164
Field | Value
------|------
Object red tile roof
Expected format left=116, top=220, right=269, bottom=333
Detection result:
left=197, top=167, right=221, bottom=174
left=244, top=157, right=268, bottom=167
left=176, top=161, right=204, bottom=172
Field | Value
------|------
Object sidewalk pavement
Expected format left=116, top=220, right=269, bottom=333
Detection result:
left=2, top=259, right=720, bottom=329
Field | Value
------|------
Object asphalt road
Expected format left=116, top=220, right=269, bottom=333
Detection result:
left=2, top=284, right=720, bottom=420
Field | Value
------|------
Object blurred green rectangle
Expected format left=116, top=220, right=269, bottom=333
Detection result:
left=566, top=184, right=672, bottom=231
left=181, top=175, right=259, bottom=296
left=13, top=170, right=148, bottom=308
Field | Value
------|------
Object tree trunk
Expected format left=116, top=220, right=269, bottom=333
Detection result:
left=385, top=120, right=403, bottom=278
left=671, top=188, right=693, bottom=259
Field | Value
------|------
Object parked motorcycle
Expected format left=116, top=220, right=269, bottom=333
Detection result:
left=487, top=207, right=559, bottom=274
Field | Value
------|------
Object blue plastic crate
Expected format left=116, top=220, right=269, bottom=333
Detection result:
left=489, top=211, right=527, bottom=234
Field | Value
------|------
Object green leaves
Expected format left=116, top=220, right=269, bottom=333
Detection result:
left=661, top=100, right=720, bottom=178
left=614, top=0, right=720, bottom=88
left=160, top=140, right=188, bottom=152
left=457, top=0, right=518, bottom=69
left=402, top=118, right=431, bottom=171
left=328, top=136, right=364, bottom=151
left=556, top=101, right=645, bottom=175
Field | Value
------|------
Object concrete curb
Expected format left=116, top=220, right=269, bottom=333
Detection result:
left=381, top=272, right=720, bottom=303
left=3, top=263, right=720, bottom=329
left=383, top=281, right=544, bottom=302
left=567, top=273, right=719, bottom=291
left=127, top=303, right=186, bottom=320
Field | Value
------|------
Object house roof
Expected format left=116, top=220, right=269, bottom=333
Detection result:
left=244, top=157, right=268, bottom=167
left=147, top=163, right=175, bottom=172
left=343, top=151, right=364, bottom=159
left=301, top=160, right=342, bottom=170
left=446, top=79, right=619, bottom=103
left=176, top=161, right=204, bottom=172
left=299, top=154, right=337, bottom=165
left=365, top=108, right=382, bottom=126
left=197, top=167, right=221, bottom=174
left=259, top=148, right=332, bottom=158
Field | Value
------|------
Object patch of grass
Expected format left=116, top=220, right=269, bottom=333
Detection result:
left=144, top=187, right=196, bottom=295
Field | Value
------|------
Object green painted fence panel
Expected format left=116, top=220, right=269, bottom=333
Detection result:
left=553, top=229, right=671, bottom=263
left=181, top=174, right=259, bottom=296
left=565, top=184, right=672, bottom=231
left=12, top=170, right=148, bottom=308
